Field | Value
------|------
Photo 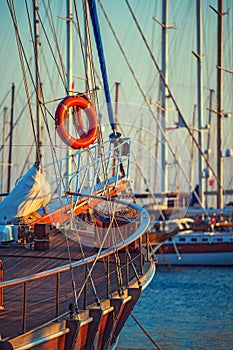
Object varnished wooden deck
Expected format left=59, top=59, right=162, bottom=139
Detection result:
left=0, top=229, right=145, bottom=340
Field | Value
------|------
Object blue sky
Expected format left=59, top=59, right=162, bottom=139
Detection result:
left=0, top=1, right=232, bottom=117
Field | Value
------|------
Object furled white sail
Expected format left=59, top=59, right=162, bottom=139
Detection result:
left=0, top=164, right=51, bottom=223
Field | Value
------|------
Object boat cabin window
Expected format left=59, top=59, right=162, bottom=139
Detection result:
left=179, top=237, right=186, bottom=242
left=202, top=238, right=208, bottom=242
left=191, top=238, right=197, bottom=242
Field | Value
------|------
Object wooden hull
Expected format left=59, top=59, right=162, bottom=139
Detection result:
left=2, top=264, right=155, bottom=350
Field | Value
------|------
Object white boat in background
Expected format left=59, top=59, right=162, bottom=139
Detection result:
left=132, top=0, right=233, bottom=268
left=156, top=223, right=233, bottom=266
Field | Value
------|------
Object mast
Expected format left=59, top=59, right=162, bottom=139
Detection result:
left=153, top=0, right=176, bottom=197
left=216, top=0, right=223, bottom=209
left=67, top=0, right=73, bottom=96
left=84, top=0, right=91, bottom=93
left=66, top=0, right=73, bottom=188
left=190, top=104, right=197, bottom=187
left=112, top=82, right=120, bottom=177
left=209, top=0, right=226, bottom=209
left=205, top=89, right=215, bottom=208
left=161, top=0, right=168, bottom=194
left=114, top=82, right=120, bottom=129
left=33, top=0, right=42, bottom=164
left=7, top=83, right=15, bottom=193
left=1, top=107, right=8, bottom=197
left=195, top=0, right=204, bottom=206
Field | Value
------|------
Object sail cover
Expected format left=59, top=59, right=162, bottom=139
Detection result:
left=0, top=164, right=51, bottom=223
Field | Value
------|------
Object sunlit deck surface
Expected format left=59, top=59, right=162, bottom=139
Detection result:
left=0, top=229, right=144, bottom=340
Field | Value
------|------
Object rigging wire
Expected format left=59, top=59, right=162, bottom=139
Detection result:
left=98, top=0, right=199, bottom=216
left=130, top=312, right=163, bottom=350
left=7, top=0, right=39, bottom=160
left=0, top=88, right=35, bottom=153
left=74, top=0, right=122, bottom=302
left=85, top=130, right=141, bottom=295
left=97, top=0, right=222, bottom=215
left=0, top=88, right=11, bottom=110
left=117, top=122, right=167, bottom=222
left=21, top=0, right=83, bottom=312
left=87, top=0, right=117, bottom=135
left=32, top=0, right=118, bottom=309
left=42, top=0, right=67, bottom=89
left=8, top=1, right=55, bottom=168
left=67, top=153, right=112, bottom=307
left=32, top=0, right=111, bottom=308
left=80, top=147, right=125, bottom=295
left=40, top=46, right=57, bottom=99
left=123, top=0, right=224, bottom=195
left=3, top=1, right=152, bottom=322
left=90, top=139, right=136, bottom=291
left=67, top=131, right=145, bottom=296
left=32, top=0, right=67, bottom=93
left=75, top=0, right=101, bottom=100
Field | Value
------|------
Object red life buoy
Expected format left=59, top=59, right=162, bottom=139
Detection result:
left=55, top=95, right=98, bottom=149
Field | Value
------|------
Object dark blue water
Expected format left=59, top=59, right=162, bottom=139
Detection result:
left=117, top=266, right=233, bottom=349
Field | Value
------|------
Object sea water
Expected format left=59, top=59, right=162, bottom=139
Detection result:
left=117, top=266, right=233, bottom=350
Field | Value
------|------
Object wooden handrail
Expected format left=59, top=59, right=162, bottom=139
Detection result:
left=0, top=201, right=149, bottom=290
